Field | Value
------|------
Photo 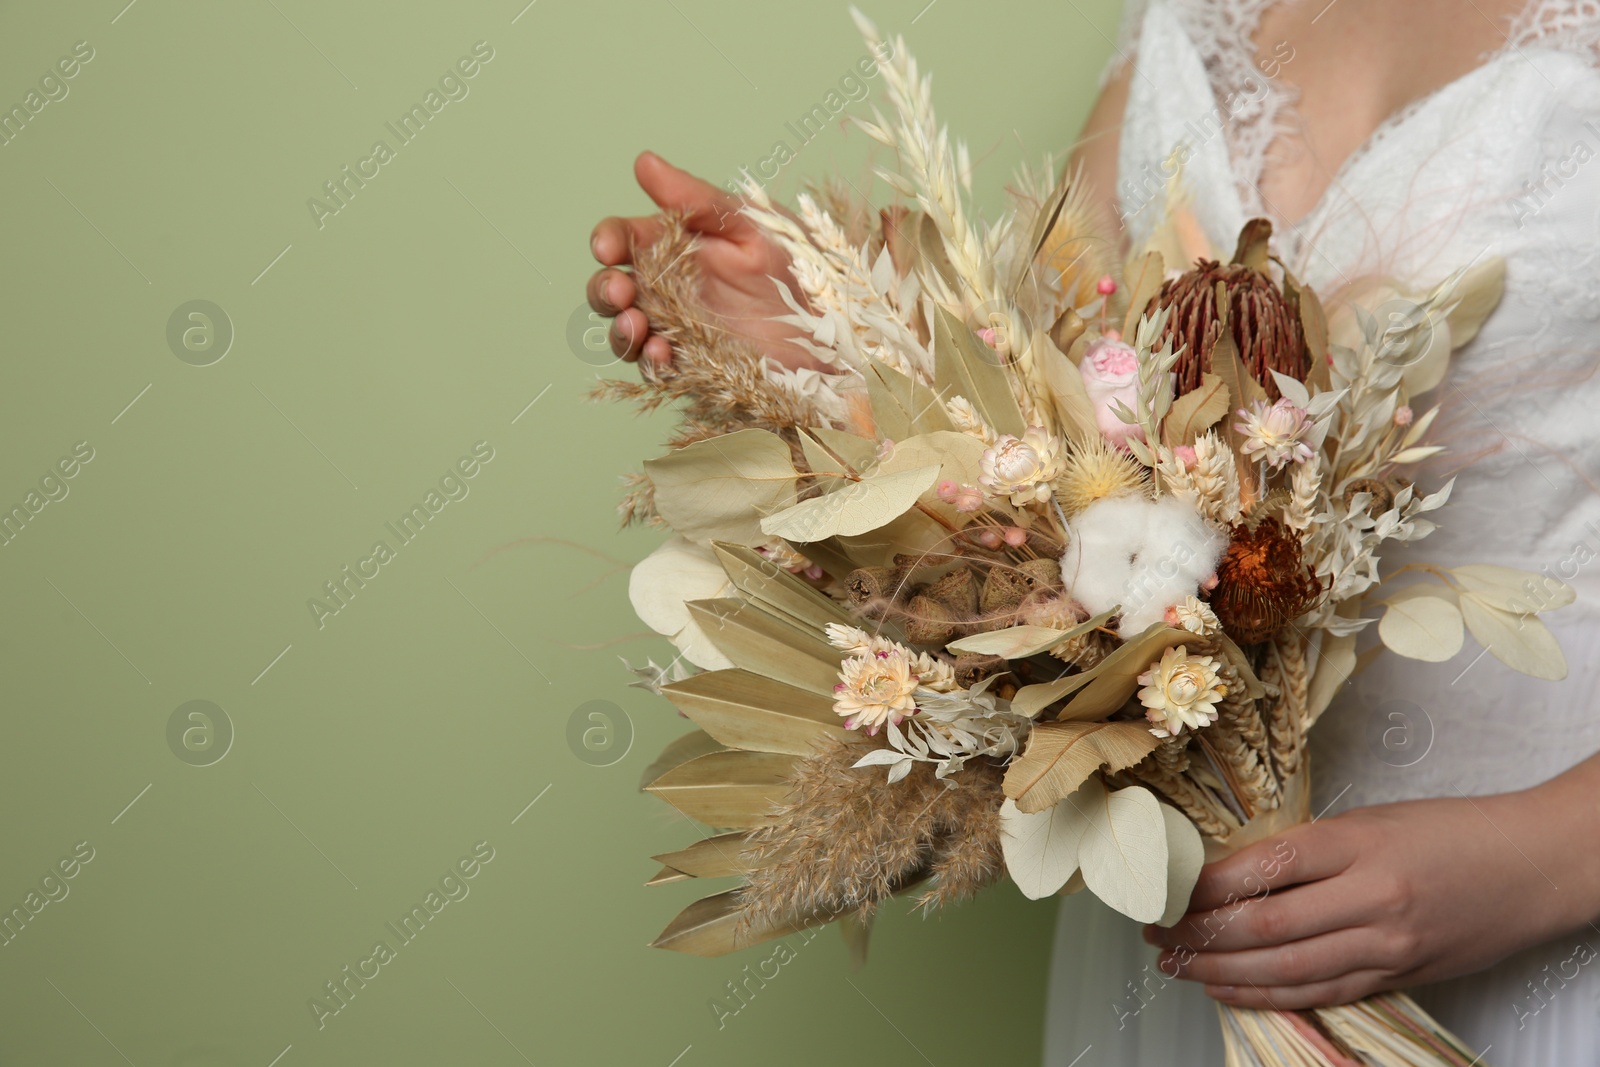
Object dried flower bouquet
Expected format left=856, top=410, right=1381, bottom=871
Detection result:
left=597, top=12, right=1571, bottom=1066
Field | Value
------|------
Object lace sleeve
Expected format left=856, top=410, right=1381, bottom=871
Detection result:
left=1505, top=0, right=1600, bottom=61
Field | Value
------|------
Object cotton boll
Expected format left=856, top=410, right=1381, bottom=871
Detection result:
left=1061, top=494, right=1227, bottom=636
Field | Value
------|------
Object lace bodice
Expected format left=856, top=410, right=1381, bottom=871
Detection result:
left=1110, top=0, right=1600, bottom=803
left=1045, top=8, right=1600, bottom=1064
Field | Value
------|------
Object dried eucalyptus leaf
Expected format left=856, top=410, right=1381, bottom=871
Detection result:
left=999, top=792, right=1090, bottom=900
left=1458, top=593, right=1568, bottom=680
left=760, top=464, right=942, bottom=542
left=644, top=429, right=800, bottom=546
left=1155, top=801, right=1204, bottom=928
left=1378, top=584, right=1464, bottom=662
left=1449, top=564, right=1574, bottom=613
left=1071, top=782, right=1170, bottom=924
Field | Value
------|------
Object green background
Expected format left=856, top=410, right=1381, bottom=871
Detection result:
left=0, top=1, right=1119, bottom=1063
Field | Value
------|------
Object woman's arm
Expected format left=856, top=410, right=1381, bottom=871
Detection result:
left=1068, top=62, right=1133, bottom=254
left=1146, top=749, right=1600, bottom=1009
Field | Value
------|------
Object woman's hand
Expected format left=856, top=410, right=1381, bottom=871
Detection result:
left=1144, top=771, right=1600, bottom=1010
left=586, top=151, right=826, bottom=373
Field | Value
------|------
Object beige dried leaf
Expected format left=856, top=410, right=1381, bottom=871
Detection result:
left=1041, top=334, right=1101, bottom=443
left=1004, top=720, right=1163, bottom=813
left=650, top=831, right=752, bottom=881
left=711, top=541, right=856, bottom=632
left=650, top=888, right=814, bottom=957
left=644, top=750, right=797, bottom=828
left=684, top=597, right=843, bottom=696
left=760, top=463, right=942, bottom=542
left=1070, top=782, right=1171, bottom=924
left=660, top=668, right=855, bottom=757
left=639, top=729, right=726, bottom=790
left=644, top=429, right=800, bottom=546
left=1458, top=593, right=1568, bottom=680
left=1059, top=624, right=1195, bottom=722
left=862, top=359, right=954, bottom=440
left=1161, top=373, right=1230, bottom=447
left=1155, top=800, right=1205, bottom=927
left=1378, top=585, right=1464, bottom=663
left=1120, top=251, right=1166, bottom=340
left=932, top=305, right=1026, bottom=438
left=1000, top=793, right=1090, bottom=899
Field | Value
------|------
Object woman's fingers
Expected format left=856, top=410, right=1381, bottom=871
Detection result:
left=590, top=215, right=664, bottom=267
left=590, top=153, right=747, bottom=370
left=634, top=151, right=746, bottom=237
left=610, top=307, right=650, bottom=361
left=587, top=268, right=636, bottom=316
left=1161, top=927, right=1394, bottom=990
left=1185, top=822, right=1358, bottom=913
left=641, top=334, right=672, bottom=368
left=1204, top=969, right=1393, bottom=1011
left=1148, top=878, right=1370, bottom=954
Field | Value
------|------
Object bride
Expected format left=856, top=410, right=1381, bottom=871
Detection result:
left=586, top=1, right=1600, bottom=1062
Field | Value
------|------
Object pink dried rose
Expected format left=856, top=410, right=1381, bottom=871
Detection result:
left=1080, top=337, right=1144, bottom=448
left=1174, top=445, right=1198, bottom=470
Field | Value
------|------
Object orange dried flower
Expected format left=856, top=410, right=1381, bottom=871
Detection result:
left=1208, top=518, right=1321, bottom=644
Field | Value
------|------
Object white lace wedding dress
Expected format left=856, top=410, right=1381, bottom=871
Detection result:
left=1043, top=2, right=1600, bottom=1063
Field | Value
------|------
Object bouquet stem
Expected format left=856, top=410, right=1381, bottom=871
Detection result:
left=1218, top=992, right=1485, bottom=1067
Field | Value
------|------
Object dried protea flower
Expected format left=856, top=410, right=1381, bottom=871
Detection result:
left=1209, top=518, right=1322, bottom=644
left=1148, top=219, right=1309, bottom=399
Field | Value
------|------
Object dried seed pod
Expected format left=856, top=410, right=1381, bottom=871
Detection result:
left=1341, top=477, right=1394, bottom=518
left=846, top=566, right=896, bottom=608
left=954, top=652, right=1008, bottom=689
left=1018, top=558, right=1063, bottom=590
left=1148, top=219, right=1309, bottom=399
left=922, top=566, right=978, bottom=616
left=902, top=595, right=957, bottom=645
left=980, top=567, right=1034, bottom=614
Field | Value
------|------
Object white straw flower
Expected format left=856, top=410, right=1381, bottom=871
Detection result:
left=1235, top=397, right=1314, bottom=470
left=825, top=623, right=894, bottom=656
left=1137, top=645, right=1227, bottom=738
left=1165, top=595, right=1221, bottom=636
left=834, top=649, right=919, bottom=734
left=827, top=626, right=959, bottom=734
left=981, top=426, right=1063, bottom=506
